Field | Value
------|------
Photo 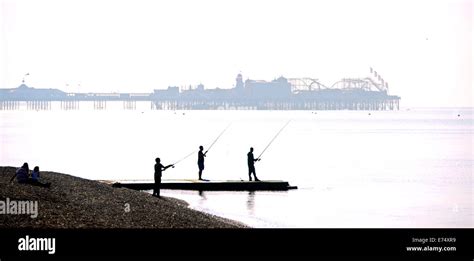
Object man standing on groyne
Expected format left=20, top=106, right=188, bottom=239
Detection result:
left=247, top=147, right=260, bottom=181
left=153, top=158, right=174, bottom=198
left=197, top=146, right=207, bottom=180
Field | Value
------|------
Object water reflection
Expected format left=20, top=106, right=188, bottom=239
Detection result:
left=247, top=191, right=255, bottom=215
left=198, top=190, right=207, bottom=206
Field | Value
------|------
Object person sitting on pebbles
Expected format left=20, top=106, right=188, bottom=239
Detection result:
left=10, top=163, right=51, bottom=188
left=31, top=166, right=51, bottom=187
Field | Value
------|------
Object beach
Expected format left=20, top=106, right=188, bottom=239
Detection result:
left=0, top=166, right=247, bottom=228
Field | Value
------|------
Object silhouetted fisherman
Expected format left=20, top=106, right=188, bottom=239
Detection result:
left=198, top=146, right=207, bottom=180
left=153, top=158, right=174, bottom=198
left=247, top=147, right=260, bottom=181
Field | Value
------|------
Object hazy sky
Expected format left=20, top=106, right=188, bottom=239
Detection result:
left=0, top=0, right=472, bottom=107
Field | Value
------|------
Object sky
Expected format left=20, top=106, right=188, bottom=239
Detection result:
left=0, top=0, right=472, bottom=107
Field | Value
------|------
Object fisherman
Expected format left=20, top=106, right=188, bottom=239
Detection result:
left=247, top=147, right=260, bottom=181
left=153, top=158, right=174, bottom=198
left=197, top=146, right=207, bottom=180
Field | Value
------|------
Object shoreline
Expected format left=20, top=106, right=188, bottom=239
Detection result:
left=0, top=166, right=248, bottom=228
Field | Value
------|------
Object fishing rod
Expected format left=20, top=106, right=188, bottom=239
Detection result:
left=172, top=149, right=198, bottom=166
left=171, top=123, right=231, bottom=166
left=205, top=123, right=232, bottom=154
left=256, top=120, right=291, bottom=160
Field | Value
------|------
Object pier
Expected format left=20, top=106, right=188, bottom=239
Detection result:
left=0, top=72, right=400, bottom=111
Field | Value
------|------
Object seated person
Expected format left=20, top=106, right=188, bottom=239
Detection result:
left=12, top=163, right=50, bottom=188
left=31, top=166, right=40, bottom=181
left=29, top=166, right=51, bottom=188
left=14, top=163, right=29, bottom=183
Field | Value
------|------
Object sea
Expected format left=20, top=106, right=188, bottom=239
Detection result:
left=1, top=103, right=472, bottom=228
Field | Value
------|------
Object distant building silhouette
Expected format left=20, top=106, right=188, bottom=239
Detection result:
left=0, top=73, right=401, bottom=111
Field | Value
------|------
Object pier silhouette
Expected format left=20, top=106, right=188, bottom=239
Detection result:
left=1, top=72, right=400, bottom=111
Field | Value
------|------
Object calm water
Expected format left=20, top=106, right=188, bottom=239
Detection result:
left=1, top=104, right=472, bottom=227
